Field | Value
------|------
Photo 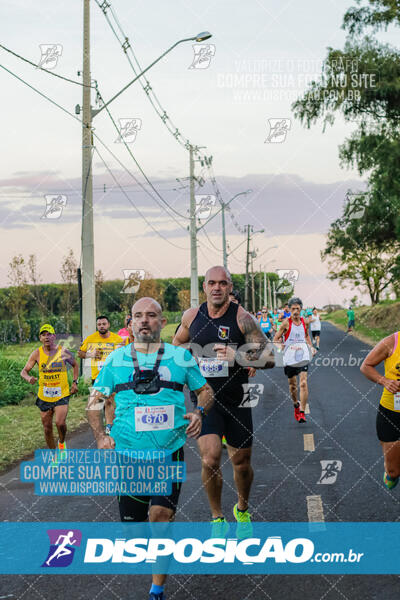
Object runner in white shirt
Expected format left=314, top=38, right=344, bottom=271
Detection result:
left=309, top=307, right=321, bottom=350
left=274, top=297, right=315, bottom=423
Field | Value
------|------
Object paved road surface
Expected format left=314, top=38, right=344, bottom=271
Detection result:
left=1, top=323, right=399, bottom=599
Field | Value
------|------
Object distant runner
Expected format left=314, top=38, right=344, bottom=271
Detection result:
left=361, top=331, right=400, bottom=490
left=258, top=306, right=273, bottom=341
left=274, top=297, right=315, bottom=423
left=20, top=324, right=78, bottom=453
left=79, top=316, right=125, bottom=440
left=117, top=314, right=132, bottom=342
left=347, top=306, right=355, bottom=333
left=309, top=307, right=321, bottom=350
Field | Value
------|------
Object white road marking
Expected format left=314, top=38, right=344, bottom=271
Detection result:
left=304, top=433, right=315, bottom=452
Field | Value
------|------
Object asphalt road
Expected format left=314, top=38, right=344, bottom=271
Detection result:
left=1, top=322, right=399, bottom=599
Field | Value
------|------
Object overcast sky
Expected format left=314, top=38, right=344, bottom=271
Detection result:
left=0, top=0, right=397, bottom=306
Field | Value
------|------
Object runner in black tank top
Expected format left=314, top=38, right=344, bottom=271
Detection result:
left=173, top=265, right=274, bottom=539
left=189, top=301, right=248, bottom=406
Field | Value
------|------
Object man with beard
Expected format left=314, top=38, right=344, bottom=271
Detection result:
left=173, top=266, right=274, bottom=537
left=90, top=298, right=213, bottom=600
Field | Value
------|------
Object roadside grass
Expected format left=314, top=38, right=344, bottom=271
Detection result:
left=0, top=324, right=180, bottom=471
left=323, top=308, right=394, bottom=346
left=0, top=394, right=88, bottom=471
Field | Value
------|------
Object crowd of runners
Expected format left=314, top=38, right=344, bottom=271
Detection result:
left=19, top=264, right=400, bottom=600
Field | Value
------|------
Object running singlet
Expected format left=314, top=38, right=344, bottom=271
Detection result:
left=283, top=317, right=310, bottom=367
left=93, top=343, right=206, bottom=451
left=80, top=331, right=125, bottom=380
left=259, top=316, right=272, bottom=334
left=189, top=301, right=248, bottom=406
left=310, top=315, right=321, bottom=331
left=380, top=332, right=400, bottom=412
left=38, top=346, right=70, bottom=402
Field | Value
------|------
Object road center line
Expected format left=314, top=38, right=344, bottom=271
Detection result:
left=306, top=494, right=325, bottom=523
left=303, top=433, right=315, bottom=452
left=305, top=403, right=310, bottom=414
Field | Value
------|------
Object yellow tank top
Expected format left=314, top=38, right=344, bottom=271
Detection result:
left=38, top=345, right=70, bottom=402
left=380, top=332, right=400, bottom=412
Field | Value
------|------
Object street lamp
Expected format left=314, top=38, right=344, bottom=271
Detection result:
left=80, top=14, right=212, bottom=339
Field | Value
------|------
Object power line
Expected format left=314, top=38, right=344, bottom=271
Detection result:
left=0, top=42, right=95, bottom=88
left=0, top=62, right=80, bottom=123
left=95, top=146, right=188, bottom=250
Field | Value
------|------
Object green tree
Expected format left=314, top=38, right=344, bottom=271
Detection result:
left=6, top=255, right=30, bottom=343
left=322, top=195, right=400, bottom=303
left=292, top=1, right=400, bottom=241
left=60, top=249, right=78, bottom=331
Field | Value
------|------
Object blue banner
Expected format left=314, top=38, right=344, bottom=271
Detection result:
left=19, top=449, right=185, bottom=496
left=0, top=522, right=398, bottom=574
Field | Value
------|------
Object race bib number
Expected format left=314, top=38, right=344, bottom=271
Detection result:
left=394, top=392, right=400, bottom=411
left=135, top=405, right=174, bottom=431
left=283, top=344, right=311, bottom=367
left=199, top=358, right=229, bottom=378
left=43, top=386, right=61, bottom=399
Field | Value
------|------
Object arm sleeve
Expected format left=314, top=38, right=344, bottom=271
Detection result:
left=183, top=350, right=207, bottom=391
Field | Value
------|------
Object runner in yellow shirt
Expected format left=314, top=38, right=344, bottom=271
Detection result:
left=20, top=324, right=78, bottom=452
left=79, top=315, right=125, bottom=440
left=361, top=331, right=400, bottom=490
left=78, top=315, right=125, bottom=384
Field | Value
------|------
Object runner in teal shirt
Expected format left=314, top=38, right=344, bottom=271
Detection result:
left=94, top=341, right=206, bottom=452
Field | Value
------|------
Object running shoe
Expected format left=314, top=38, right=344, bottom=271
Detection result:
left=383, top=472, right=399, bottom=490
left=58, top=440, right=67, bottom=461
left=298, top=411, right=306, bottom=423
left=149, top=593, right=165, bottom=600
left=222, top=435, right=227, bottom=449
left=233, top=504, right=253, bottom=539
left=211, top=517, right=229, bottom=538
left=294, top=403, right=301, bottom=422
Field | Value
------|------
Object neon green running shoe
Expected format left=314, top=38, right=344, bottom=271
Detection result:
left=233, top=503, right=253, bottom=539
left=210, top=517, right=229, bottom=538
left=383, top=472, right=399, bottom=490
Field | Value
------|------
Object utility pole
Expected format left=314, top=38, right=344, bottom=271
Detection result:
left=272, top=280, right=276, bottom=311
left=81, top=0, right=96, bottom=340
left=222, top=202, right=227, bottom=269
left=189, top=145, right=199, bottom=307
left=259, top=267, right=262, bottom=308
left=263, top=269, right=267, bottom=306
left=251, top=255, right=255, bottom=313
left=244, top=225, right=251, bottom=310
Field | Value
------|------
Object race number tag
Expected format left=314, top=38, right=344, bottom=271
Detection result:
left=394, top=392, right=400, bottom=411
left=283, top=344, right=311, bottom=367
left=135, top=405, right=174, bottom=431
left=43, top=386, right=61, bottom=398
left=199, top=358, right=229, bottom=378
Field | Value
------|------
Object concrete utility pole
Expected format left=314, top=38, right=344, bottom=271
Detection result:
left=251, top=255, right=255, bottom=313
left=189, top=145, right=199, bottom=307
left=222, top=202, right=227, bottom=269
left=244, top=225, right=251, bottom=310
left=81, top=0, right=96, bottom=340
left=259, top=267, right=262, bottom=307
left=263, top=269, right=267, bottom=306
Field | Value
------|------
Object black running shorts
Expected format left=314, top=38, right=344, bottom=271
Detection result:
left=36, top=396, right=70, bottom=412
left=376, top=404, right=400, bottom=442
left=311, top=330, right=320, bottom=339
left=284, top=365, right=309, bottom=378
left=117, top=447, right=184, bottom=522
left=199, top=401, right=253, bottom=448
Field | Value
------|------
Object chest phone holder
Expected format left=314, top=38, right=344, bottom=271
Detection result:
left=114, top=343, right=184, bottom=395
left=131, top=343, right=164, bottom=394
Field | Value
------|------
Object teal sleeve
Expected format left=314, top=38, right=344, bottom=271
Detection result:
left=183, top=350, right=207, bottom=391
left=92, top=362, right=114, bottom=397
